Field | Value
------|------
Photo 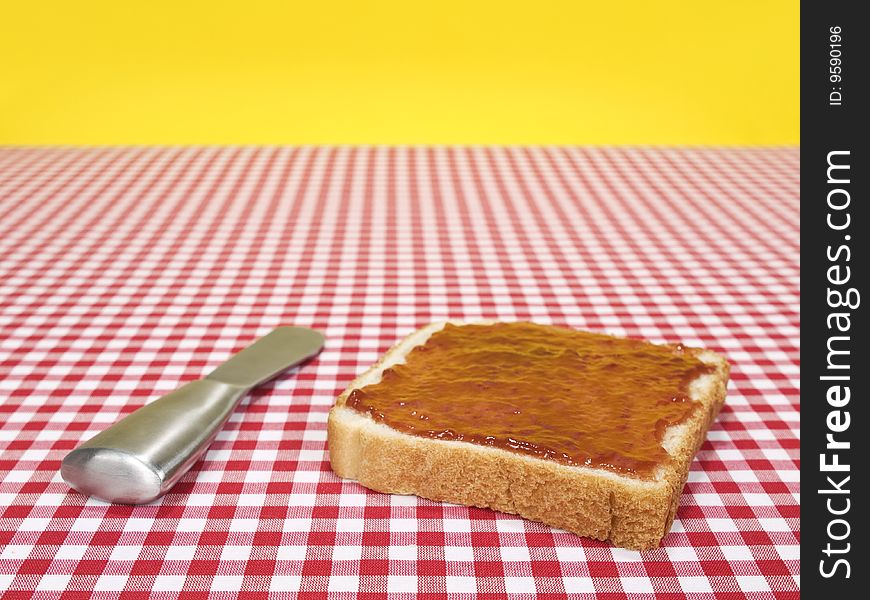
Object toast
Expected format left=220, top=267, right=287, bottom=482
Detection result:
left=327, top=322, right=729, bottom=550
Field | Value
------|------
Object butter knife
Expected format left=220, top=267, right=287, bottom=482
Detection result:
left=61, top=326, right=324, bottom=504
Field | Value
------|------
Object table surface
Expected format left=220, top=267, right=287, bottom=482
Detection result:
left=0, top=146, right=799, bottom=599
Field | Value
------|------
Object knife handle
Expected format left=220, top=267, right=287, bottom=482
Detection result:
left=61, top=327, right=324, bottom=504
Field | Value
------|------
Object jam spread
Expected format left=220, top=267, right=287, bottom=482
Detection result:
left=346, top=323, right=714, bottom=476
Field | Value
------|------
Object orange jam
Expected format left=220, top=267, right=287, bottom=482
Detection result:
left=346, top=322, right=714, bottom=476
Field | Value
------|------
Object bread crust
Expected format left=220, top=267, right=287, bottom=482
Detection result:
left=327, top=322, right=729, bottom=550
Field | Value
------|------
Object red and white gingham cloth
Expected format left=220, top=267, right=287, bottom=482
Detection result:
left=0, top=147, right=799, bottom=599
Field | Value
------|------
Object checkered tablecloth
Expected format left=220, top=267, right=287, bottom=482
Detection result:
left=0, top=146, right=799, bottom=599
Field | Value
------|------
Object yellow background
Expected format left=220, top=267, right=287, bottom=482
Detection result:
left=0, top=1, right=798, bottom=145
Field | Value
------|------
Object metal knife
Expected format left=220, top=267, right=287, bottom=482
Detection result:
left=61, top=326, right=325, bottom=505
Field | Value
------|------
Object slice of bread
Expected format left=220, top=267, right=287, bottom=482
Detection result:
left=328, top=322, right=729, bottom=550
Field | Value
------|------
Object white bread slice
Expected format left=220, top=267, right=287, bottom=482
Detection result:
left=328, top=322, right=729, bottom=550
